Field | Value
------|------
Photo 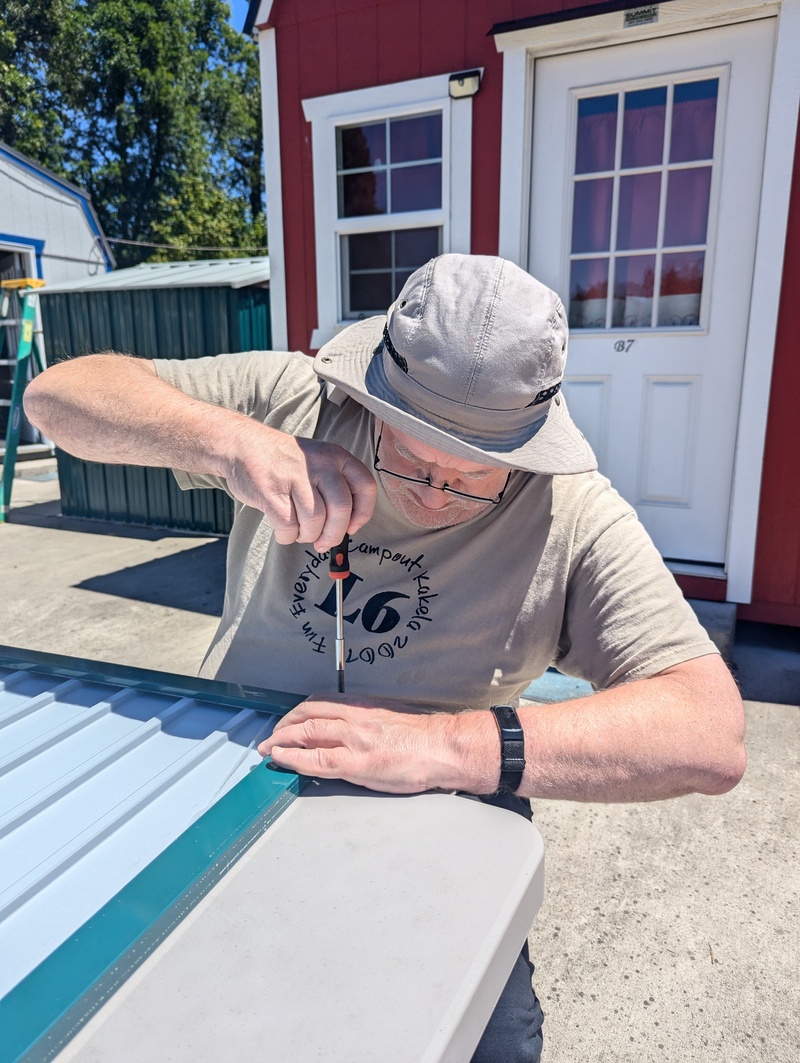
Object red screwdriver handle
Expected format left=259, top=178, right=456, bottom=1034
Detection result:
left=329, top=534, right=350, bottom=579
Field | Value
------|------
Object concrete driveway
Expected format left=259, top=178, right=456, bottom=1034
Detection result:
left=2, top=460, right=798, bottom=1062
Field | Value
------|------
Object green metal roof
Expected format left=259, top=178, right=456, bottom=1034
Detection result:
left=41, top=258, right=270, bottom=294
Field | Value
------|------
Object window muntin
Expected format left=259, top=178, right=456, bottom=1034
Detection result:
left=568, top=77, right=719, bottom=330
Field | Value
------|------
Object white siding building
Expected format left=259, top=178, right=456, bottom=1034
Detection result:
left=0, top=143, right=113, bottom=448
left=0, top=142, right=113, bottom=287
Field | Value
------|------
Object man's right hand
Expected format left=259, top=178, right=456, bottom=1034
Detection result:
left=223, top=427, right=377, bottom=551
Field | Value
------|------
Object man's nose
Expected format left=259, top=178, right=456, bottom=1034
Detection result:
left=419, top=478, right=452, bottom=508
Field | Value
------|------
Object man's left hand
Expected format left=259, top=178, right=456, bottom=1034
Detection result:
left=258, top=695, right=498, bottom=794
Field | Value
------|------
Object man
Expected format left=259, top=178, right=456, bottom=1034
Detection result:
left=24, top=254, right=745, bottom=1062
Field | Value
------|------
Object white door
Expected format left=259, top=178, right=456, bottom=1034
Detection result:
left=528, top=18, right=775, bottom=566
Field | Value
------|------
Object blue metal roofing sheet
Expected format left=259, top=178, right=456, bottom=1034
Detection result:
left=0, top=649, right=304, bottom=1060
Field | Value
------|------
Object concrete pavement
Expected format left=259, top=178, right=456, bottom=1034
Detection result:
left=2, top=460, right=798, bottom=1062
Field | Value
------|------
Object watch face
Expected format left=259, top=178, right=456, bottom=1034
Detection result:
left=496, top=705, right=516, bottom=727
left=494, top=705, right=522, bottom=732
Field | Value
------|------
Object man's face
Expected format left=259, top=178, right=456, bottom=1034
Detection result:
left=375, top=422, right=510, bottom=529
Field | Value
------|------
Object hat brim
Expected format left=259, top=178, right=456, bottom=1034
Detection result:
left=314, top=317, right=597, bottom=475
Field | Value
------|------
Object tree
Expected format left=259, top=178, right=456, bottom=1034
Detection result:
left=0, top=0, right=73, bottom=172
left=1, top=0, right=265, bottom=266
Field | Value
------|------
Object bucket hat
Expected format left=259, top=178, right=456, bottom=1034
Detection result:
left=313, top=254, right=596, bottom=474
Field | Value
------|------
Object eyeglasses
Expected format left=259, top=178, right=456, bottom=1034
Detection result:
left=373, top=426, right=511, bottom=505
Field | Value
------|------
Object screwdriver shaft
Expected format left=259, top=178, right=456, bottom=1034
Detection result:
left=335, top=580, right=345, bottom=693
left=329, top=534, right=350, bottom=695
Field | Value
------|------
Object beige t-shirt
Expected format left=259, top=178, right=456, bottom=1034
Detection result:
left=153, top=350, right=716, bottom=710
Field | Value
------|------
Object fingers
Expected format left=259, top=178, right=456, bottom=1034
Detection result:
left=269, top=744, right=354, bottom=780
left=258, top=697, right=437, bottom=794
left=312, top=479, right=356, bottom=553
left=268, top=440, right=375, bottom=551
left=264, top=715, right=346, bottom=751
left=229, top=430, right=375, bottom=548
left=342, top=455, right=378, bottom=535
left=268, top=473, right=350, bottom=549
left=309, top=453, right=377, bottom=552
left=258, top=699, right=358, bottom=758
left=268, top=694, right=359, bottom=732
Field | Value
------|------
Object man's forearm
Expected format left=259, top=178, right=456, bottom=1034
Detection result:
left=260, top=654, right=746, bottom=802
left=448, top=653, right=746, bottom=801
left=24, top=353, right=378, bottom=551
left=23, top=354, right=251, bottom=475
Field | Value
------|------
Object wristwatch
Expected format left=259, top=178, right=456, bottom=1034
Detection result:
left=490, top=704, right=525, bottom=794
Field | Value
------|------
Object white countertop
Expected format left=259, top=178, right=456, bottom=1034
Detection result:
left=58, top=781, right=545, bottom=1063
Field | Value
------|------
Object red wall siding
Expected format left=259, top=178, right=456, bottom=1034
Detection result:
left=740, top=114, right=800, bottom=626
left=268, top=0, right=603, bottom=351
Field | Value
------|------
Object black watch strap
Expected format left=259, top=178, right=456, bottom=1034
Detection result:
left=490, top=704, right=525, bottom=794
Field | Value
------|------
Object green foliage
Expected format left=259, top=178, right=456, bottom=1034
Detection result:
left=0, top=0, right=265, bottom=266
left=0, top=0, right=73, bottom=171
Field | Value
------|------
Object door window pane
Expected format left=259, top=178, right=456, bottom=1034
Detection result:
left=341, top=227, right=442, bottom=318
left=658, top=251, right=705, bottom=326
left=612, top=255, right=655, bottom=328
left=670, top=80, right=718, bottom=163
left=621, top=87, right=667, bottom=169
left=391, top=163, right=442, bottom=212
left=569, top=258, right=609, bottom=329
left=663, top=167, right=712, bottom=246
left=568, top=76, right=717, bottom=330
left=571, top=178, right=613, bottom=253
left=391, top=114, right=442, bottom=164
left=617, top=172, right=661, bottom=249
left=575, top=95, right=617, bottom=174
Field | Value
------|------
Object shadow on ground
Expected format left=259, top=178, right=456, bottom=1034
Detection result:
left=76, top=539, right=227, bottom=616
left=6, top=502, right=217, bottom=542
left=729, top=620, right=800, bottom=705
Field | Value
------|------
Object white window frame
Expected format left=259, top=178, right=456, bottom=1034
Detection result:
left=493, top=0, right=800, bottom=605
left=303, top=74, right=476, bottom=350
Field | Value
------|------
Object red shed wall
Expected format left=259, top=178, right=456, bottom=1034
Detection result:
left=267, top=0, right=603, bottom=354
left=739, top=115, right=800, bottom=626
left=266, top=0, right=800, bottom=621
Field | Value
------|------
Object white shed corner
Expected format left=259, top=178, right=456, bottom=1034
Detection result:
left=0, top=142, right=113, bottom=288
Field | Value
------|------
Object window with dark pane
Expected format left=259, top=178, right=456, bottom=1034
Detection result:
left=337, top=112, right=443, bottom=219
left=341, top=228, right=442, bottom=318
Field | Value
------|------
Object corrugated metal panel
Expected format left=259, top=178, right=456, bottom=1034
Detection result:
left=41, top=257, right=270, bottom=293
left=41, top=286, right=271, bottom=362
left=40, top=285, right=270, bottom=534
left=0, top=646, right=303, bottom=1060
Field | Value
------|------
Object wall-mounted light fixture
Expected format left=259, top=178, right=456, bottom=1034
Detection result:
left=448, top=69, right=481, bottom=99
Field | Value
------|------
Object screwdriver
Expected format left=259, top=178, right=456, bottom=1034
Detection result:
left=329, top=533, right=350, bottom=693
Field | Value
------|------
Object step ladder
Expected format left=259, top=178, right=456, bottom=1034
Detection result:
left=0, top=279, right=47, bottom=522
